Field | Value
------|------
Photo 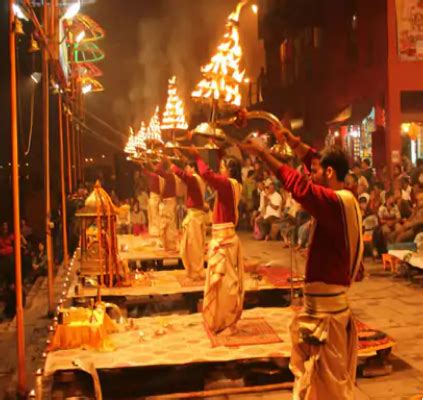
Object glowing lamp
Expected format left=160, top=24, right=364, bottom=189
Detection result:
left=251, top=4, right=258, bottom=14
left=75, top=30, right=86, bottom=43
left=63, top=1, right=80, bottom=20
left=82, top=83, right=92, bottom=94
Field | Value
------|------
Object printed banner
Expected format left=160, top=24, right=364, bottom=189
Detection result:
left=397, top=0, right=423, bottom=60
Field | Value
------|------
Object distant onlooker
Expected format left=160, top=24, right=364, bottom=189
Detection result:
left=361, top=158, right=374, bottom=187
left=378, top=191, right=402, bottom=242
left=31, top=242, right=47, bottom=282
left=345, top=173, right=358, bottom=195
left=241, top=158, right=254, bottom=182
left=410, top=158, right=423, bottom=186
left=130, top=199, right=146, bottom=236
left=21, top=219, right=33, bottom=242
left=256, top=182, right=282, bottom=240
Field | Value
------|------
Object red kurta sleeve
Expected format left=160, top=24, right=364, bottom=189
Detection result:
left=277, top=163, right=341, bottom=229
left=171, top=164, right=188, bottom=182
left=196, top=156, right=230, bottom=192
left=301, top=148, right=318, bottom=174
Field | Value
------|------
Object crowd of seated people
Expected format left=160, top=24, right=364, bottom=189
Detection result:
left=239, top=153, right=423, bottom=258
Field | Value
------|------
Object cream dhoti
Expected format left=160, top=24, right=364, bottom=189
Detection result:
left=289, top=282, right=357, bottom=400
left=203, top=223, right=244, bottom=333
left=180, top=208, right=206, bottom=280
left=159, top=197, right=178, bottom=251
left=147, top=193, right=161, bottom=237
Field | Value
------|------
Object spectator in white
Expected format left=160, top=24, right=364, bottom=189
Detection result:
left=378, top=191, right=402, bottom=242
left=257, top=182, right=282, bottom=240
left=262, top=170, right=273, bottom=187
left=357, top=182, right=370, bottom=204
left=401, top=176, right=413, bottom=202
left=241, top=157, right=254, bottom=182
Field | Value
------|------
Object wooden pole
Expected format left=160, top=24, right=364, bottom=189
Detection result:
left=9, top=1, right=27, bottom=395
left=43, top=0, right=55, bottom=315
left=58, top=94, right=69, bottom=267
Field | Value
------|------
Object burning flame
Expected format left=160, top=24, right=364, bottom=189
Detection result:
left=135, top=122, right=148, bottom=152
left=145, top=106, right=163, bottom=143
left=191, top=5, right=245, bottom=107
left=124, top=127, right=137, bottom=156
left=161, top=76, right=189, bottom=131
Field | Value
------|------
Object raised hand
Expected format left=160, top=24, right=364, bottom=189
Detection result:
left=237, top=140, right=264, bottom=156
left=184, top=145, right=200, bottom=157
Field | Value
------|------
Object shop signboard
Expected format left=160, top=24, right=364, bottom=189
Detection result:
left=396, top=0, right=423, bottom=60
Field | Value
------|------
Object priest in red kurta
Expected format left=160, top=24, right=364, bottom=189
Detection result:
left=156, top=161, right=178, bottom=252
left=186, top=148, right=244, bottom=334
left=239, top=127, right=363, bottom=400
left=171, top=159, right=207, bottom=280
left=141, top=165, right=163, bottom=237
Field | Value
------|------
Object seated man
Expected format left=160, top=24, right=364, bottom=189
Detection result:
left=378, top=191, right=403, bottom=243
left=394, top=192, right=423, bottom=243
left=257, top=182, right=282, bottom=240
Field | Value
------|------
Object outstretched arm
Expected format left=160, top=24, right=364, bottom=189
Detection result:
left=238, top=141, right=340, bottom=225
left=184, top=147, right=229, bottom=191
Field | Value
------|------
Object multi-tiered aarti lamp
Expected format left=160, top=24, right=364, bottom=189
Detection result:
left=190, top=5, right=245, bottom=141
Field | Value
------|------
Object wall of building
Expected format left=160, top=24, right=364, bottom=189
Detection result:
left=259, top=0, right=387, bottom=147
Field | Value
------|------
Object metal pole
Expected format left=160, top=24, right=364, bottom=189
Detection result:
left=9, top=1, right=27, bottom=395
left=65, top=109, right=73, bottom=193
left=43, top=1, right=55, bottom=315
left=71, top=110, right=77, bottom=188
left=58, top=94, right=69, bottom=267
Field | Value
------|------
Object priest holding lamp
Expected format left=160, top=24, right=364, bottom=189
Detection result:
left=184, top=146, right=244, bottom=335
left=167, top=151, right=207, bottom=281
left=238, top=121, right=363, bottom=400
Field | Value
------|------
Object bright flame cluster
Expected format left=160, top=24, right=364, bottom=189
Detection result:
left=124, top=127, right=139, bottom=156
left=161, top=76, right=188, bottom=131
left=125, top=108, right=164, bottom=158
left=146, top=106, right=163, bottom=143
left=191, top=15, right=245, bottom=107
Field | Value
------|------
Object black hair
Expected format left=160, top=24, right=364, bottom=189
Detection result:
left=358, top=196, right=368, bottom=203
left=374, top=181, right=384, bottom=191
left=311, top=152, right=321, bottom=161
left=224, top=157, right=242, bottom=183
left=385, top=191, right=394, bottom=200
left=247, top=170, right=254, bottom=178
left=417, top=158, right=423, bottom=167
left=320, top=146, right=350, bottom=182
left=362, top=158, right=371, bottom=167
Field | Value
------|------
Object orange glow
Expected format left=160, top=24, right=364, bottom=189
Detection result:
left=161, top=76, right=188, bottom=131
left=146, top=106, right=163, bottom=143
left=191, top=6, right=245, bottom=107
left=124, top=127, right=137, bottom=156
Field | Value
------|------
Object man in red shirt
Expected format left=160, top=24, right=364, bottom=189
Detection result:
left=156, top=160, right=179, bottom=252
left=170, top=158, right=207, bottom=280
left=186, top=148, right=244, bottom=335
left=141, top=164, right=163, bottom=237
left=240, top=127, right=363, bottom=400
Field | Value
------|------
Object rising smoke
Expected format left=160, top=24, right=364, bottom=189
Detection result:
left=121, top=0, right=240, bottom=130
